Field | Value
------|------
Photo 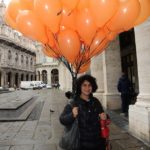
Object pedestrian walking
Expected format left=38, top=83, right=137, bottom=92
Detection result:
left=59, top=75, right=107, bottom=150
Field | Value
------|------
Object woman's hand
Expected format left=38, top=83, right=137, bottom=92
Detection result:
left=99, top=112, right=107, bottom=120
left=72, top=107, right=78, bottom=118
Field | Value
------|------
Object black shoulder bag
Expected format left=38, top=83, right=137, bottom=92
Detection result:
left=59, top=103, right=80, bottom=150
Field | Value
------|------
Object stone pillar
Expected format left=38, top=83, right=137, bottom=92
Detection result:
left=47, top=69, right=51, bottom=85
left=129, top=19, right=150, bottom=144
left=91, top=37, right=122, bottom=109
left=18, top=74, right=21, bottom=88
left=10, top=72, right=15, bottom=87
left=40, top=74, right=43, bottom=82
left=29, top=74, right=31, bottom=81
left=91, top=54, right=104, bottom=101
left=102, top=37, right=122, bottom=109
left=23, top=73, right=26, bottom=81
left=1, top=71, right=6, bottom=87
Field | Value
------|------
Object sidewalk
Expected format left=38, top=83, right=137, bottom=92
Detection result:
left=0, top=89, right=149, bottom=150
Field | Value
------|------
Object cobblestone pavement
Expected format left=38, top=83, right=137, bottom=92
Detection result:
left=0, top=89, right=149, bottom=150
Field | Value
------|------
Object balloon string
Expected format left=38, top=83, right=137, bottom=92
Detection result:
left=52, top=33, right=63, bottom=56
left=86, top=36, right=109, bottom=63
left=91, top=37, right=108, bottom=57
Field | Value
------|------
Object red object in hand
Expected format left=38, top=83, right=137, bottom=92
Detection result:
left=100, top=119, right=111, bottom=138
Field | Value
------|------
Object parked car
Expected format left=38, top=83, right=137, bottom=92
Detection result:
left=20, top=81, right=45, bottom=90
left=46, top=84, right=52, bottom=89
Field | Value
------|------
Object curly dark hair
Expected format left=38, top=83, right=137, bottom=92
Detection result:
left=76, top=74, right=98, bottom=95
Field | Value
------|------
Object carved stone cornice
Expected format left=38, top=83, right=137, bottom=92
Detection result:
left=0, top=38, right=36, bottom=56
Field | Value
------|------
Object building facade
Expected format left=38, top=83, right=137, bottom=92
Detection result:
left=0, top=2, right=36, bottom=88
left=35, top=44, right=60, bottom=86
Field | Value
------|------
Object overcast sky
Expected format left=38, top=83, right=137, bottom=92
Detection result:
left=3, top=0, right=10, bottom=6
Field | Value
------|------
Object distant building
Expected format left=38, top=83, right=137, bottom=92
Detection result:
left=0, top=2, right=36, bottom=88
left=35, top=44, right=60, bottom=86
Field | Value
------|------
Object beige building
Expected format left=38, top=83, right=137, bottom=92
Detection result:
left=35, top=44, right=60, bottom=86
left=0, top=2, right=36, bottom=88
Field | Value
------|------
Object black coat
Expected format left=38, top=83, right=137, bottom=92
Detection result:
left=117, top=75, right=133, bottom=94
left=59, top=96, right=105, bottom=149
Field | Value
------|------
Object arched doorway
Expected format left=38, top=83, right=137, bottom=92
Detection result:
left=51, top=69, right=59, bottom=85
left=31, top=75, right=33, bottom=81
left=119, top=29, right=139, bottom=104
left=26, top=74, right=29, bottom=81
left=35, top=75, right=36, bottom=81
left=15, top=73, right=19, bottom=87
left=21, top=74, right=24, bottom=81
left=42, top=70, right=47, bottom=84
left=7, top=72, right=12, bottom=87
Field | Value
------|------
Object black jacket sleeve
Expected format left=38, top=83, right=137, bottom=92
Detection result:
left=59, top=104, right=75, bottom=126
left=94, top=97, right=104, bottom=114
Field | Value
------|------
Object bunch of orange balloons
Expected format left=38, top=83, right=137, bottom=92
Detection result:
left=5, top=0, right=150, bottom=74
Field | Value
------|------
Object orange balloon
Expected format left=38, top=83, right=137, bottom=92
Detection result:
left=77, top=0, right=89, bottom=10
left=75, top=52, right=88, bottom=67
left=16, top=10, right=47, bottom=43
left=89, top=0, right=119, bottom=27
left=58, top=29, right=80, bottom=64
left=78, top=61, right=91, bottom=73
left=6, top=0, right=33, bottom=22
left=60, top=25, right=67, bottom=31
left=6, top=0, right=24, bottom=21
left=107, top=0, right=141, bottom=31
left=46, top=29, right=55, bottom=48
left=90, top=30, right=106, bottom=53
left=5, top=11, right=17, bottom=30
left=20, top=0, right=34, bottom=10
left=90, top=38, right=109, bottom=57
left=61, top=8, right=77, bottom=30
left=134, top=0, right=150, bottom=26
left=107, top=31, right=117, bottom=41
left=34, top=0, right=62, bottom=33
left=61, top=0, right=79, bottom=10
left=76, top=9, right=97, bottom=45
left=42, top=48, right=59, bottom=58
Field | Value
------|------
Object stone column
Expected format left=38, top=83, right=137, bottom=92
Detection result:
left=40, top=73, right=43, bottom=82
left=18, top=73, right=21, bottom=88
left=47, top=69, right=51, bottom=85
left=23, top=73, right=26, bottom=81
left=102, top=37, right=122, bottom=109
left=91, top=54, right=104, bottom=102
left=29, top=74, right=31, bottom=81
left=11, top=72, right=15, bottom=87
left=129, top=19, right=150, bottom=144
left=91, top=37, right=122, bottom=109
left=1, top=71, right=6, bottom=87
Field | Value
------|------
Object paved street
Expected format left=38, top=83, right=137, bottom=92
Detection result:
left=0, top=89, right=149, bottom=150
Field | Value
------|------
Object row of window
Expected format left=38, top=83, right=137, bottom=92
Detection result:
left=8, top=50, right=33, bottom=65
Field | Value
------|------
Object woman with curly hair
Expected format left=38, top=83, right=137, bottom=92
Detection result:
left=60, top=74, right=106, bottom=150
